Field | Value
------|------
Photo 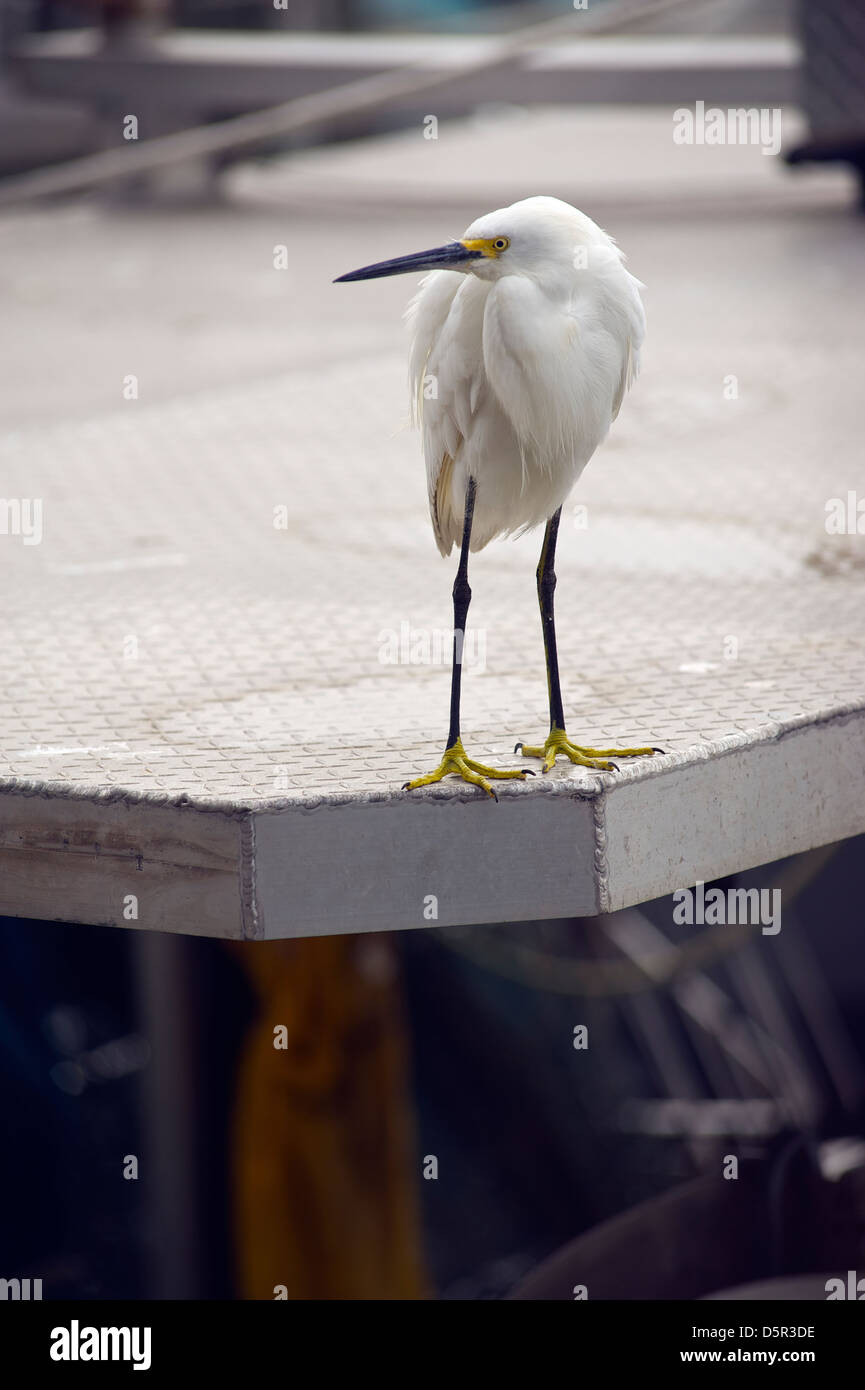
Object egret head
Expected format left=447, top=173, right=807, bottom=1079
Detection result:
left=460, top=196, right=601, bottom=282
left=334, top=196, right=595, bottom=286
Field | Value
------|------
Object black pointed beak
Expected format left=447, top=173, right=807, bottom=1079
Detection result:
left=334, top=241, right=481, bottom=283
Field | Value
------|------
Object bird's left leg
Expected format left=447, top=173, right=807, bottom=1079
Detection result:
left=516, top=507, right=660, bottom=773
left=403, top=476, right=533, bottom=800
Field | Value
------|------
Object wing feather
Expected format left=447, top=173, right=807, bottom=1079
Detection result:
left=406, top=271, right=489, bottom=556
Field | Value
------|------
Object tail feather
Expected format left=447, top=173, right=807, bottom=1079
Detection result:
left=431, top=451, right=457, bottom=557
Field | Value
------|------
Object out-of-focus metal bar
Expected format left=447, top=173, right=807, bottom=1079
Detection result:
left=132, top=930, right=202, bottom=1299
left=1, top=0, right=721, bottom=203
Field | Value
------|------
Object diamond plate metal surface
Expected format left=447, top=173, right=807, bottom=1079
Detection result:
left=1, top=338, right=861, bottom=809
left=0, top=104, right=863, bottom=935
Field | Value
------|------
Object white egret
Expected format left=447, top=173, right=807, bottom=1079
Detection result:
left=336, top=195, right=661, bottom=798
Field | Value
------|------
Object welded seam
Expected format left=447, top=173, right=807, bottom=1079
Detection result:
left=591, top=790, right=611, bottom=914
left=239, top=814, right=261, bottom=940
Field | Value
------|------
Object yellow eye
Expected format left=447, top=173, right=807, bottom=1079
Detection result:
left=493, top=237, right=509, bottom=252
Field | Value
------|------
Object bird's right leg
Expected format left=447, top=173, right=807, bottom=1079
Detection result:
left=516, top=507, right=659, bottom=773
left=403, top=476, right=532, bottom=800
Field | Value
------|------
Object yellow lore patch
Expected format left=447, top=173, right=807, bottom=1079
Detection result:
left=460, top=236, right=510, bottom=258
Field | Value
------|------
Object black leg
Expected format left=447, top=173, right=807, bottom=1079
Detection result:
left=536, top=507, right=566, bottom=733
left=446, top=475, right=476, bottom=749
left=515, top=507, right=661, bottom=772
left=403, top=472, right=534, bottom=795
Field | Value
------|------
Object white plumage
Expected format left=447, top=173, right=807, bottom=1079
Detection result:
left=405, top=195, right=645, bottom=555
left=335, top=193, right=657, bottom=795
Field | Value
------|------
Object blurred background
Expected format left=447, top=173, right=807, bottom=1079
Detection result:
left=1, top=0, right=865, bottom=1301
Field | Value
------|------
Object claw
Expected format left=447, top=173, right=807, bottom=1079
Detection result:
left=517, top=727, right=660, bottom=773
left=403, top=737, right=530, bottom=799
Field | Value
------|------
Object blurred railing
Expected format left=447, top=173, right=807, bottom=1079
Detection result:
left=0, top=0, right=802, bottom=197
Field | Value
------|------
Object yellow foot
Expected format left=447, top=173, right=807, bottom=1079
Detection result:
left=403, top=738, right=534, bottom=801
left=515, top=726, right=663, bottom=774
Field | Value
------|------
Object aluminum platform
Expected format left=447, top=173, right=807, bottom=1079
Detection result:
left=1, top=106, right=862, bottom=938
